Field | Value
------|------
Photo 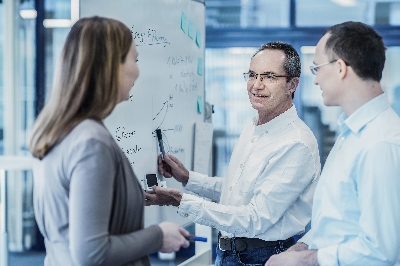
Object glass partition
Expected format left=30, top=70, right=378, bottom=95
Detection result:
left=205, top=48, right=257, bottom=177
left=0, top=3, right=4, bottom=154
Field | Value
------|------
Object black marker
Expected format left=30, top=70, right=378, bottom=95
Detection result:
left=155, top=129, right=165, bottom=162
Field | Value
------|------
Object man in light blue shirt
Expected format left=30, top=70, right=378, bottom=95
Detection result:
left=266, top=21, right=400, bottom=266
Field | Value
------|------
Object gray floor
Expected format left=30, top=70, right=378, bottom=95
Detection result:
left=8, top=251, right=192, bottom=266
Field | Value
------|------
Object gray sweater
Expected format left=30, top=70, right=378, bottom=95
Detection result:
left=33, top=119, right=163, bottom=266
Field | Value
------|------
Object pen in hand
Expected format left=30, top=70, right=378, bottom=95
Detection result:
left=186, top=235, right=208, bottom=242
left=155, top=129, right=165, bottom=162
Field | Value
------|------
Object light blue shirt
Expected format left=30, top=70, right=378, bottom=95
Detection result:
left=302, top=93, right=400, bottom=265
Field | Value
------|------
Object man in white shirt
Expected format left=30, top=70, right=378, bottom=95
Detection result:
left=146, top=41, right=321, bottom=265
left=266, top=22, right=400, bottom=266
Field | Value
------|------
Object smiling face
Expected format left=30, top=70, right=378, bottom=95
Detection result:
left=247, top=49, right=296, bottom=124
left=119, top=41, right=139, bottom=102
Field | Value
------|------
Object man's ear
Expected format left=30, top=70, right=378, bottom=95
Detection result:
left=337, top=59, right=349, bottom=80
left=288, top=77, right=299, bottom=95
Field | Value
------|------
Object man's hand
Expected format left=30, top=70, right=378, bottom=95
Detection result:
left=286, top=242, right=309, bottom=252
left=145, top=186, right=183, bottom=207
left=158, top=154, right=189, bottom=185
left=265, top=250, right=319, bottom=266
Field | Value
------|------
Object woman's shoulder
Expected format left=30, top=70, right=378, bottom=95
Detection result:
left=65, top=119, right=116, bottom=149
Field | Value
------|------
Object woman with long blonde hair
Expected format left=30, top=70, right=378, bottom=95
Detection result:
left=29, top=16, right=189, bottom=266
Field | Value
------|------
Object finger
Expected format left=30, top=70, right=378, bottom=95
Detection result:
left=165, top=153, right=178, bottom=164
left=164, top=154, right=179, bottom=169
left=152, top=186, right=170, bottom=198
left=158, top=158, right=173, bottom=178
left=182, top=239, right=190, bottom=248
left=166, top=153, right=177, bottom=161
left=178, top=227, right=190, bottom=237
left=158, top=156, right=167, bottom=175
left=170, top=154, right=183, bottom=167
left=152, top=185, right=160, bottom=193
left=162, top=164, right=173, bottom=178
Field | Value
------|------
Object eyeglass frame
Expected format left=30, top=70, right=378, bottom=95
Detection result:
left=309, top=59, right=339, bottom=75
left=310, top=58, right=351, bottom=75
left=243, top=72, right=293, bottom=83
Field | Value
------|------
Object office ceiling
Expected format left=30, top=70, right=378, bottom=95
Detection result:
left=205, top=0, right=400, bottom=27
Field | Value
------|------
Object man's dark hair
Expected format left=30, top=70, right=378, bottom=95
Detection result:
left=253, top=41, right=301, bottom=99
left=325, top=21, right=386, bottom=82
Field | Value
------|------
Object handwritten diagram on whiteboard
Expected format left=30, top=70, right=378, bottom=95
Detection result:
left=81, top=0, right=205, bottom=226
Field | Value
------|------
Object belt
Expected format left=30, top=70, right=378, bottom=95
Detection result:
left=218, top=235, right=294, bottom=252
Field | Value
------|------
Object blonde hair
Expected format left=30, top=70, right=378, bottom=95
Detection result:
left=29, top=16, right=132, bottom=159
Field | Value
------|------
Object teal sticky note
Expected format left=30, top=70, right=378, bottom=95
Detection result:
left=197, top=57, right=203, bottom=76
left=188, top=20, right=194, bottom=39
left=196, top=30, right=201, bottom=48
left=180, top=12, right=187, bottom=33
left=197, top=95, right=204, bottom=113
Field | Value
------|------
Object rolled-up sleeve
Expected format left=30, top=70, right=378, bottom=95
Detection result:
left=178, top=142, right=317, bottom=238
left=185, top=171, right=223, bottom=202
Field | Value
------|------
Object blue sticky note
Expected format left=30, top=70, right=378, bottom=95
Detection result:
left=180, top=12, right=187, bottom=33
left=196, top=30, right=201, bottom=48
left=188, top=20, right=194, bottom=39
left=197, top=95, right=204, bottom=113
left=197, top=58, right=203, bottom=76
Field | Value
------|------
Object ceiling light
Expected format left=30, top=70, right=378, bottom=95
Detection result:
left=331, top=0, right=357, bottom=7
left=20, top=9, right=37, bottom=19
left=43, top=19, right=72, bottom=28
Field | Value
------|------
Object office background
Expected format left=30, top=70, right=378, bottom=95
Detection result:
left=1, top=0, right=400, bottom=264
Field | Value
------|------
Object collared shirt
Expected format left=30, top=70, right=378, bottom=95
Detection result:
left=178, top=105, right=320, bottom=241
left=301, top=93, right=400, bottom=265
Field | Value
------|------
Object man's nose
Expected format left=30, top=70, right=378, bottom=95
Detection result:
left=313, top=75, right=318, bottom=86
left=253, top=75, right=264, bottom=87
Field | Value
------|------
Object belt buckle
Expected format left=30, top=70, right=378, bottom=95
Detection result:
left=218, top=236, right=230, bottom=251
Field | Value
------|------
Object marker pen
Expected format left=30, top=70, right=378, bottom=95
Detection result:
left=155, top=129, right=165, bottom=162
left=186, top=235, right=208, bottom=242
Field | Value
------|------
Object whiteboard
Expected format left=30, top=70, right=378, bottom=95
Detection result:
left=80, top=0, right=205, bottom=227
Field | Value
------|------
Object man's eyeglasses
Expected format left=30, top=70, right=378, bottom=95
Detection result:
left=309, top=59, right=338, bottom=75
left=243, top=72, right=293, bottom=84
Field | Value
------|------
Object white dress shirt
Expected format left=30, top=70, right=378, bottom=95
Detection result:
left=178, top=105, right=320, bottom=241
left=301, top=93, right=400, bottom=265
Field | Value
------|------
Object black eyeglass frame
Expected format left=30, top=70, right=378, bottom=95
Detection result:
left=243, top=72, right=293, bottom=82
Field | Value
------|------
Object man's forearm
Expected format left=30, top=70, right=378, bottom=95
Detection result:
left=265, top=249, right=319, bottom=266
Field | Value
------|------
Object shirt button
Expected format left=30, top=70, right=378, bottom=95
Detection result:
left=240, top=164, right=243, bottom=168
left=229, top=187, right=232, bottom=191
left=184, top=213, right=188, bottom=217
left=251, top=139, right=254, bottom=143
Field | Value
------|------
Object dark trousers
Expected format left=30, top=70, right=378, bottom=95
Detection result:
left=214, top=238, right=295, bottom=266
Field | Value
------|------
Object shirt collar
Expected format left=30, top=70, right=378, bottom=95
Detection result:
left=253, top=105, right=298, bottom=134
left=338, top=93, right=390, bottom=134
